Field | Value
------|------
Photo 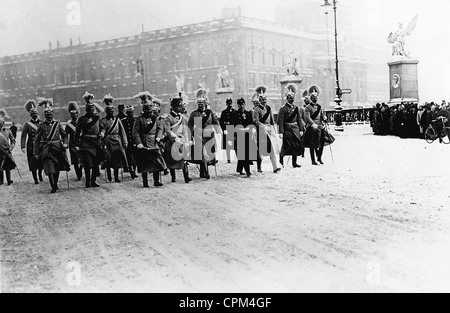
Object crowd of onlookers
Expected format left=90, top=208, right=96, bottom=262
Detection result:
left=369, top=101, right=450, bottom=139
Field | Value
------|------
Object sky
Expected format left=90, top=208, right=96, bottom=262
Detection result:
left=0, top=0, right=449, bottom=100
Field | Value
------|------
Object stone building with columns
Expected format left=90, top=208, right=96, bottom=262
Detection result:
left=0, top=10, right=388, bottom=124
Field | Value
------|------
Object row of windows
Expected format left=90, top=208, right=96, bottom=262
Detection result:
left=148, top=52, right=235, bottom=73
left=248, top=73, right=283, bottom=89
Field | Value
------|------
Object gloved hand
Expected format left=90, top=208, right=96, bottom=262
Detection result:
left=63, top=144, right=68, bottom=149
left=156, top=138, right=161, bottom=143
left=22, top=148, right=26, bottom=153
left=137, top=144, right=144, bottom=149
left=75, top=147, right=80, bottom=151
left=300, top=131, right=304, bottom=137
left=312, top=124, right=319, bottom=130
left=279, top=134, right=283, bottom=139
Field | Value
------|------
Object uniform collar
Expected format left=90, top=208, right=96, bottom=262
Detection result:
left=286, top=102, right=294, bottom=109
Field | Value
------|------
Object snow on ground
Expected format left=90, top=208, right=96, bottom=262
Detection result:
left=1, top=125, right=450, bottom=293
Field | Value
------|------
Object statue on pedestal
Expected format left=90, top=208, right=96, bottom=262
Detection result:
left=387, top=15, right=419, bottom=58
left=287, top=55, right=301, bottom=77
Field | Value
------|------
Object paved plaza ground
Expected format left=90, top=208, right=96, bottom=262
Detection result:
left=1, top=125, right=449, bottom=292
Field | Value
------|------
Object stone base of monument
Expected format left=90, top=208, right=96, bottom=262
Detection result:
left=388, top=58, right=419, bottom=106
left=280, top=76, right=303, bottom=108
left=216, top=88, right=234, bottom=113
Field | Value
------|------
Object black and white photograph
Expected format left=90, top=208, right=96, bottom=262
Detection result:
left=1, top=0, right=450, bottom=295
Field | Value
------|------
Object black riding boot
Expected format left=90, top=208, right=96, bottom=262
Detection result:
left=310, top=149, right=318, bottom=165
left=183, top=163, right=192, bottom=183
left=75, top=164, right=83, bottom=180
left=142, top=172, right=149, bottom=188
left=49, top=174, right=57, bottom=193
left=244, top=163, right=251, bottom=177
left=257, top=157, right=263, bottom=173
left=55, top=172, right=60, bottom=190
left=317, top=148, right=324, bottom=164
left=5, top=169, right=12, bottom=185
left=170, top=169, right=176, bottom=183
left=106, top=168, right=112, bottom=182
left=85, top=168, right=91, bottom=188
left=38, top=169, right=44, bottom=182
left=154, top=172, right=163, bottom=187
left=91, top=167, right=100, bottom=187
left=32, top=170, right=39, bottom=184
left=114, top=168, right=121, bottom=183
left=0, top=171, right=3, bottom=185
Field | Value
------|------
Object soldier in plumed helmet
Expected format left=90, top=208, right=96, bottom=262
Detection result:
left=188, top=88, right=220, bottom=180
left=65, top=101, right=83, bottom=180
left=100, top=95, right=129, bottom=183
left=21, top=100, right=44, bottom=184
left=303, top=85, right=328, bottom=165
left=278, top=83, right=305, bottom=168
left=121, top=105, right=138, bottom=179
left=0, top=109, right=16, bottom=186
left=164, top=94, right=192, bottom=184
left=132, top=91, right=167, bottom=188
left=74, top=92, right=105, bottom=188
left=33, top=98, right=70, bottom=193
left=252, top=85, right=281, bottom=174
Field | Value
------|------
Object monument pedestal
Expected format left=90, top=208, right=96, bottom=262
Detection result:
left=280, top=76, right=303, bottom=108
left=388, top=58, right=419, bottom=105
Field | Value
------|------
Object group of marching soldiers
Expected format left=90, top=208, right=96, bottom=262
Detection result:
left=0, top=83, right=331, bottom=193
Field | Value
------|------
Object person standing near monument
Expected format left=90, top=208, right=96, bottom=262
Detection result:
left=304, top=86, right=328, bottom=166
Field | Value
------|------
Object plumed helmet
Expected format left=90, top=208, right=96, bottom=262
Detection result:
left=226, top=98, right=233, bottom=105
left=102, top=94, right=115, bottom=108
left=24, top=100, right=38, bottom=114
left=0, top=109, right=8, bottom=120
left=195, top=88, right=209, bottom=104
left=37, top=97, right=54, bottom=113
left=134, top=91, right=153, bottom=106
left=308, top=85, right=322, bottom=98
left=285, top=83, right=298, bottom=99
left=83, top=92, right=95, bottom=105
left=170, top=96, right=183, bottom=108
left=255, top=85, right=268, bottom=100
left=68, top=101, right=80, bottom=114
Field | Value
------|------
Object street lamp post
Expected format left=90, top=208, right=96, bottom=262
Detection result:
left=321, top=0, right=344, bottom=131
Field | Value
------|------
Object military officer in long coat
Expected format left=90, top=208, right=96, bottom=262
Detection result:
left=121, top=105, right=138, bottom=179
left=220, top=98, right=237, bottom=163
left=234, top=98, right=257, bottom=177
left=188, top=88, right=220, bottom=180
left=164, top=95, right=192, bottom=183
left=0, top=109, right=16, bottom=186
left=100, top=95, right=129, bottom=183
left=34, top=98, right=70, bottom=193
left=252, top=86, right=281, bottom=174
left=65, top=101, right=83, bottom=180
left=74, top=92, right=105, bottom=188
left=21, top=100, right=44, bottom=184
left=132, top=91, right=167, bottom=188
left=278, top=83, right=305, bottom=168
